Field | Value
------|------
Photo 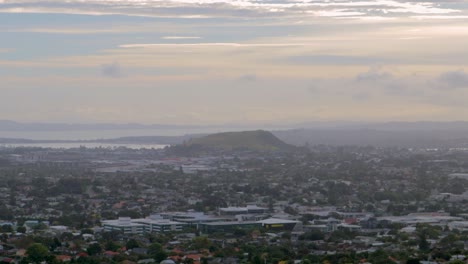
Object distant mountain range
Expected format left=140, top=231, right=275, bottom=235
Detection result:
left=296, top=121, right=468, bottom=131
left=0, top=120, right=204, bottom=131
left=3, top=120, right=468, bottom=131
left=273, top=129, right=468, bottom=148
left=2, top=120, right=468, bottom=148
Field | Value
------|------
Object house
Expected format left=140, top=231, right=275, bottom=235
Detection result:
left=56, top=255, right=72, bottom=262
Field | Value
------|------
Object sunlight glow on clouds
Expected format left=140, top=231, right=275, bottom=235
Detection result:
left=1, top=0, right=468, bottom=123
left=0, top=0, right=465, bottom=19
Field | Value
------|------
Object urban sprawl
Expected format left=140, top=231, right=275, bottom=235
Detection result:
left=0, top=145, right=467, bottom=264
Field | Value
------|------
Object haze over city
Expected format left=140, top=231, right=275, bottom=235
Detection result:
left=1, top=0, right=468, bottom=125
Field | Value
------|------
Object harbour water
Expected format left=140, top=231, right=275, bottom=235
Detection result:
left=0, top=142, right=168, bottom=149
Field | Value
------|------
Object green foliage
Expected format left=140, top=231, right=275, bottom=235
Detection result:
left=26, top=243, right=49, bottom=263
left=76, top=256, right=100, bottom=264
left=50, top=178, right=86, bottom=194
left=81, top=228, right=94, bottom=234
left=187, top=130, right=294, bottom=151
left=328, top=230, right=357, bottom=242
left=192, top=236, right=211, bottom=250
left=418, top=233, right=430, bottom=252
left=105, top=240, right=120, bottom=251
left=16, top=226, right=27, bottom=233
left=448, top=260, right=465, bottom=264
left=0, top=205, right=13, bottom=220
left=86, top=243, right=102, bottom=256
left=33, top=223, right=48, bottom=232
left=284, top=206, right=298, bottom=215
left=1, top=224, right=13, bottom=233
left=148, top=242, right=167, bottom=262
left=126, top=239, right=140, bottom=250
left=368, top=249, right=396, bottom=264
left=119, top=209, right=142, bottom=218
left=439, top=233, right=460, bottom=248
left=299, top=230, right=325, bottom=241
left=148, top=242, right=163, bottom=255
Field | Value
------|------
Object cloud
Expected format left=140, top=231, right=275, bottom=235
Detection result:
left=101, top=62, right=124, bottom=78
left=1, top=26, right=159, bottom=34
left=437, top=70, right=468, bottom=89
left=0, top=0, right=463, bottom=20
left=161, top=36, right=202, bottom=40
left=355, top=67, right=393, bottom=82
left=119, top=43, right=308, bottom=48
left=287, top=55, right=387, bottom=65
left=352, top=92, right=371, bottom=102
left=354, top=67, right=422, bottom=96
left=238, top=74, right=257, bottom=82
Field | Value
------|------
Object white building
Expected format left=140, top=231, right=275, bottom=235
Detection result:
left=448, top=221, right=468, bottom=232
left=102, top=215, right=186, bottom=234
left=219, top=205, right=268, bottom=215
left=102, top=217, right=145, bottom=234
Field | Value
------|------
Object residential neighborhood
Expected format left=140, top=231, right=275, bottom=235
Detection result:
left=0, top=143, right=467, bottom=263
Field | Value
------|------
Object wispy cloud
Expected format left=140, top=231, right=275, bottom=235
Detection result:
left=119, top=42, right=310, bottom=48
left=101, top=62, right=124, bottom=78
left=238, top=74, right=257, bottom=82
left=0, top=0, right=464, bottom=20
left=437, top=70, right=468, bottom=89
left=0, top=26, right=158, bottom=34
left=161, top=36, right=202, bottom=40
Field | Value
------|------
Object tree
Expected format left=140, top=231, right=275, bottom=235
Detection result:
left=300, top=230, right=324, bottom=241
left=369, top=249, right=396, bottom=264
left=1, top=224, right=13, bottom=233
left=192, top=236, right=211, bottom=250
left=448, top=261, right=464, bottom=264
left=0, top=206, right=13, bottom=220
left=148, top=242, right=167, bottom=262
left=87, top=243, right=102, bottom=256
left=148, top=242, right=163, bottom=255
left=33, top=223, right=48, bottom=232
left=418, top=233, right=430, bottom=252
left=284, top=206, right=298, bottom=215
left=16, top=226, right=27, bottom=233
left=76, top=256, right=100, bottom=264
left=126, top=239, right=140, bottom=250
left=105, top=240, right=120, bottom=251
left=81, top=228, right=94, bottom=234
left=26, top=243, right=49, bottom=263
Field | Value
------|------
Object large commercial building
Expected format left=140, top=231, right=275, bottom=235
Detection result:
left=219, top=205, right=268, bottom=215
left=160, top=212, right=229, bottom=226
left=199, top=218, right=299, bottom=234
left=102, top=217, right=145, bottom=234
left=257, top=218, right=300, bottom=231
left=102, top=215, right=186, bottom=234
left=198, top=221, right=261, bottom=234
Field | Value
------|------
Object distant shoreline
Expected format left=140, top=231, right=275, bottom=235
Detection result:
left=0, top=142, right=169, bottom=150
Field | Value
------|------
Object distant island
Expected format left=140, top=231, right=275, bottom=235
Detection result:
left=181, top=130, right=295, bottom=151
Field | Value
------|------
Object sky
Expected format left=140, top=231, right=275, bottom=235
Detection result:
left=1, top=0, right=468, bottom=125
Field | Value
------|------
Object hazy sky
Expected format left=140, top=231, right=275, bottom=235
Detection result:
left=1, top=0, right=468, bottom=125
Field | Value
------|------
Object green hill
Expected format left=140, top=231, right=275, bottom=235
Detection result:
left=185, top=130, right=294, bottom=151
